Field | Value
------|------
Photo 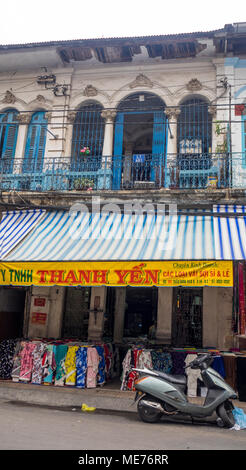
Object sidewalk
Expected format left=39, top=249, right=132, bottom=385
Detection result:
left=0, top=379, right=246, bottom=414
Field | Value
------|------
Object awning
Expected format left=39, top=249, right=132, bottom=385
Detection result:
left=0, top=209, right=46, bottom=259
left=2, top=207, right=246, bottom=262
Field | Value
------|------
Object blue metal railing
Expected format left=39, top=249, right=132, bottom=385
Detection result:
left=0, top=153, right=238, bottom=191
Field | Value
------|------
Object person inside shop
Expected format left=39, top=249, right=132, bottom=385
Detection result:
left=148, top=320, right=157, bottom=340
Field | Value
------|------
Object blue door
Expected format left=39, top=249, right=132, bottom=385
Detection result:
left=0, top=110, right=19, bottom=173
left=24, top=111, right=47, bottom=172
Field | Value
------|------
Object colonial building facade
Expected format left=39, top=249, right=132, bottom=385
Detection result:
left=0, top=23, right=246, bottom=351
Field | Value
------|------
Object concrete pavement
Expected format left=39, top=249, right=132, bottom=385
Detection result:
left=0, top=378, right=246, bottom=414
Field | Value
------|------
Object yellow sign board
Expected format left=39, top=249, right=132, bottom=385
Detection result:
left=0, top=260, right=233, bottom=287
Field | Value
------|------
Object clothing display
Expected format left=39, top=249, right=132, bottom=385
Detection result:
left=5, top=338, right=118, bottom=389
left=236, top=356, right=246, bottom=401
left=120, top=346, right=232, bottom=397
left=0, top=338, right=18, bottom=379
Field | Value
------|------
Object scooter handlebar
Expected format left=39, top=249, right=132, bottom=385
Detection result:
left=185, top=353, right=213, bottom=370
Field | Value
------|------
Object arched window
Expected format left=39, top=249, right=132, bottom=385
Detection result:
left=177, top=97, right=212, bottom=155
left=24, top=111, right=47, bottom=172
left=71, top=101, right=105, bottom=169
left=0, top=109, right=19, bottom=172
left=177, top=97, right=212, bottom=187
left=113, top=92, right=167, bottom=189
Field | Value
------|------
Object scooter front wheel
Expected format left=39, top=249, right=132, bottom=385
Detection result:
left=217, top=401, right=235, bottom=428
left=137, top=396, right=162, bottom=423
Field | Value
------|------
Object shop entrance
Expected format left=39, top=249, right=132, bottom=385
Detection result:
left=0, top=287, right=26, bottom=340
left=172, top=287, right=203, bottom=347
left=123, top=287, right=157, bottom=338
left=62, top=287, right=91, bottom=340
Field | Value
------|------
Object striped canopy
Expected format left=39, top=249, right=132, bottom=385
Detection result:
left=2, top=206, right=246, bottom=261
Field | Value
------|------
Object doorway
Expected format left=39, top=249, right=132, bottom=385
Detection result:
left=172, top=287, right=203, bottom=347
left=0, top=287, right=26, bottom=340
left=123, top=287, right=157, bottom=338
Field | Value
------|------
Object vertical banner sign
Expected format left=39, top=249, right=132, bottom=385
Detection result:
left=238, top=262, right=246, bottom=335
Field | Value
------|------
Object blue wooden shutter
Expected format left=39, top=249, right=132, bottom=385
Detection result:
left=24, top=112, right=47, bottom=171
left=152, top=111, right=167, bottom=183
left=0, top=111, right=19, bottom=173
left=112, top=112, right=124, bottom=190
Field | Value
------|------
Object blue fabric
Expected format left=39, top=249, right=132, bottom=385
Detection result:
left=211, top=356, right=226, bottom=378
left=76, top=347, right=87, bottom=388
left=151, top=351, right=172, bottom=373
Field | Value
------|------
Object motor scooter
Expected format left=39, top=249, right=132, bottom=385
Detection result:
left=133, top=353, right=237, bottom=428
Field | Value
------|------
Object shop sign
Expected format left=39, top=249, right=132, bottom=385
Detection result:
left=31, top=312, right=47, bottom=325
left=0, top=260, right=233, bottom=287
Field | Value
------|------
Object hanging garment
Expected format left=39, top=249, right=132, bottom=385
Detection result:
left=31, top=342, right=46, bottom=385
left=65, top=346, right=79, bottom=386
left=42, top=344, right=57, bottom=384
left=185, top=354, right=202, bottom=397
left=138, top=349, right=153, bottom=370
left=126, top=349, right=140, bottom=391
left=95, top=346, right=106, bottom=386
left=211, top=356, right=226, bottom=378
left=76, top=347, right=88, bottom=389
left=121, top=349, right=132, bottom=391
left=54, top=344, right=68, bottom=386
left=151, top=351, right=172, bottom=373
left=86, top=347, right=99, bottom=388
left=11, top=341, right=25, bottom=382
left=19, top=342, right=36, bottom=382
left=171, top=351, right=187, bottom=375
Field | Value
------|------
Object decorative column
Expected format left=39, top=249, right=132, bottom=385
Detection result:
left=98, top=109, right=117, bottom=189
left=113, top=287, right=126, bottom=344
left=156, top=287, right=173, bottom=344
left=165, top=107, right=180, bottom=188
left=15, top=113, right=31, bottom=174
left=88, top=286, right=107, bottom=342
left=64, top=111, right=76, bottom=158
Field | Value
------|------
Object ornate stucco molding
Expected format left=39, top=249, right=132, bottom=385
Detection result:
left=186, top=78, right=203, bottom=92
left=129, top=74, right=153, bottom=89
left=101, top=109, right=117, bottom=122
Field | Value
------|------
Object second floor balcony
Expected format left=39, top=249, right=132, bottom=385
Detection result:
left=0, top=152, right=236, bottom=193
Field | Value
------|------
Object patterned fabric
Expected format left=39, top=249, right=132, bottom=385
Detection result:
left=121, top=349, right=132, bottom=391
left=19, top=342, right=36, bottom=382
left=0, top=339, right=17, bottom=379
left=31, top=342, right=46, bottom=385
left=54, top=344, right=68, bottom=386
left=151, top=351, right=172, bottom=373
left=65, top=346, right=79, bottom=386
left=75, top=347, right=87, bottom=388
left=86, top=347, right=99, bottom=388
left=95, top=346, right=106, bottom=386
left=11, top=341, right=25, bottom=382
left=42, top=345, right=57, bottom=384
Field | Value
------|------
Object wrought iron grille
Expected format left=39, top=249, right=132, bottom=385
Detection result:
left=71, top=101, right=105, bottom=170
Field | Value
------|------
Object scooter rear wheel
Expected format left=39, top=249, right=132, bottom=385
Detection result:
left=137, top=396, right=162, bottom=423
left=217, top=401, right=235, bottom=428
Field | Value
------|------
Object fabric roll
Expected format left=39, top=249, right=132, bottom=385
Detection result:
left=54, top=344, right=68, bottom=386
left=65, top=346, right=79, bottom=386
left=171, top=351, right=187, bottom=375
left=0, top=339, right=17, bottom=379
left=76, top=347, right=87, bottom=388
left=31, top=342, right=46, bottom=384
left=95, top=346, right=106, bottom=386
left=11, top=341, right=25, bottom=382
left=86, top=347, right=99, bottom=388
left=19, top=342, right=36, bottom=382
left=42, top=344, right=57, bottom=384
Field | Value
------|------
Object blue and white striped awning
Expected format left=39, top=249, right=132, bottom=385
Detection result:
left=2, top=207, right=246, bottom=261
left=0, top=209, right=46, bottom=259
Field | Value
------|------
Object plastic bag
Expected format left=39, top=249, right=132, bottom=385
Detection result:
left=231, top=407, right=246, bottom=430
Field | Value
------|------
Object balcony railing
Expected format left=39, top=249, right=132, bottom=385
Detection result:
left=0, top=153, right=239, bottom=192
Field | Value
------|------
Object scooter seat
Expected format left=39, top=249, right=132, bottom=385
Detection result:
left=153, top=370, right=187, bottom=386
